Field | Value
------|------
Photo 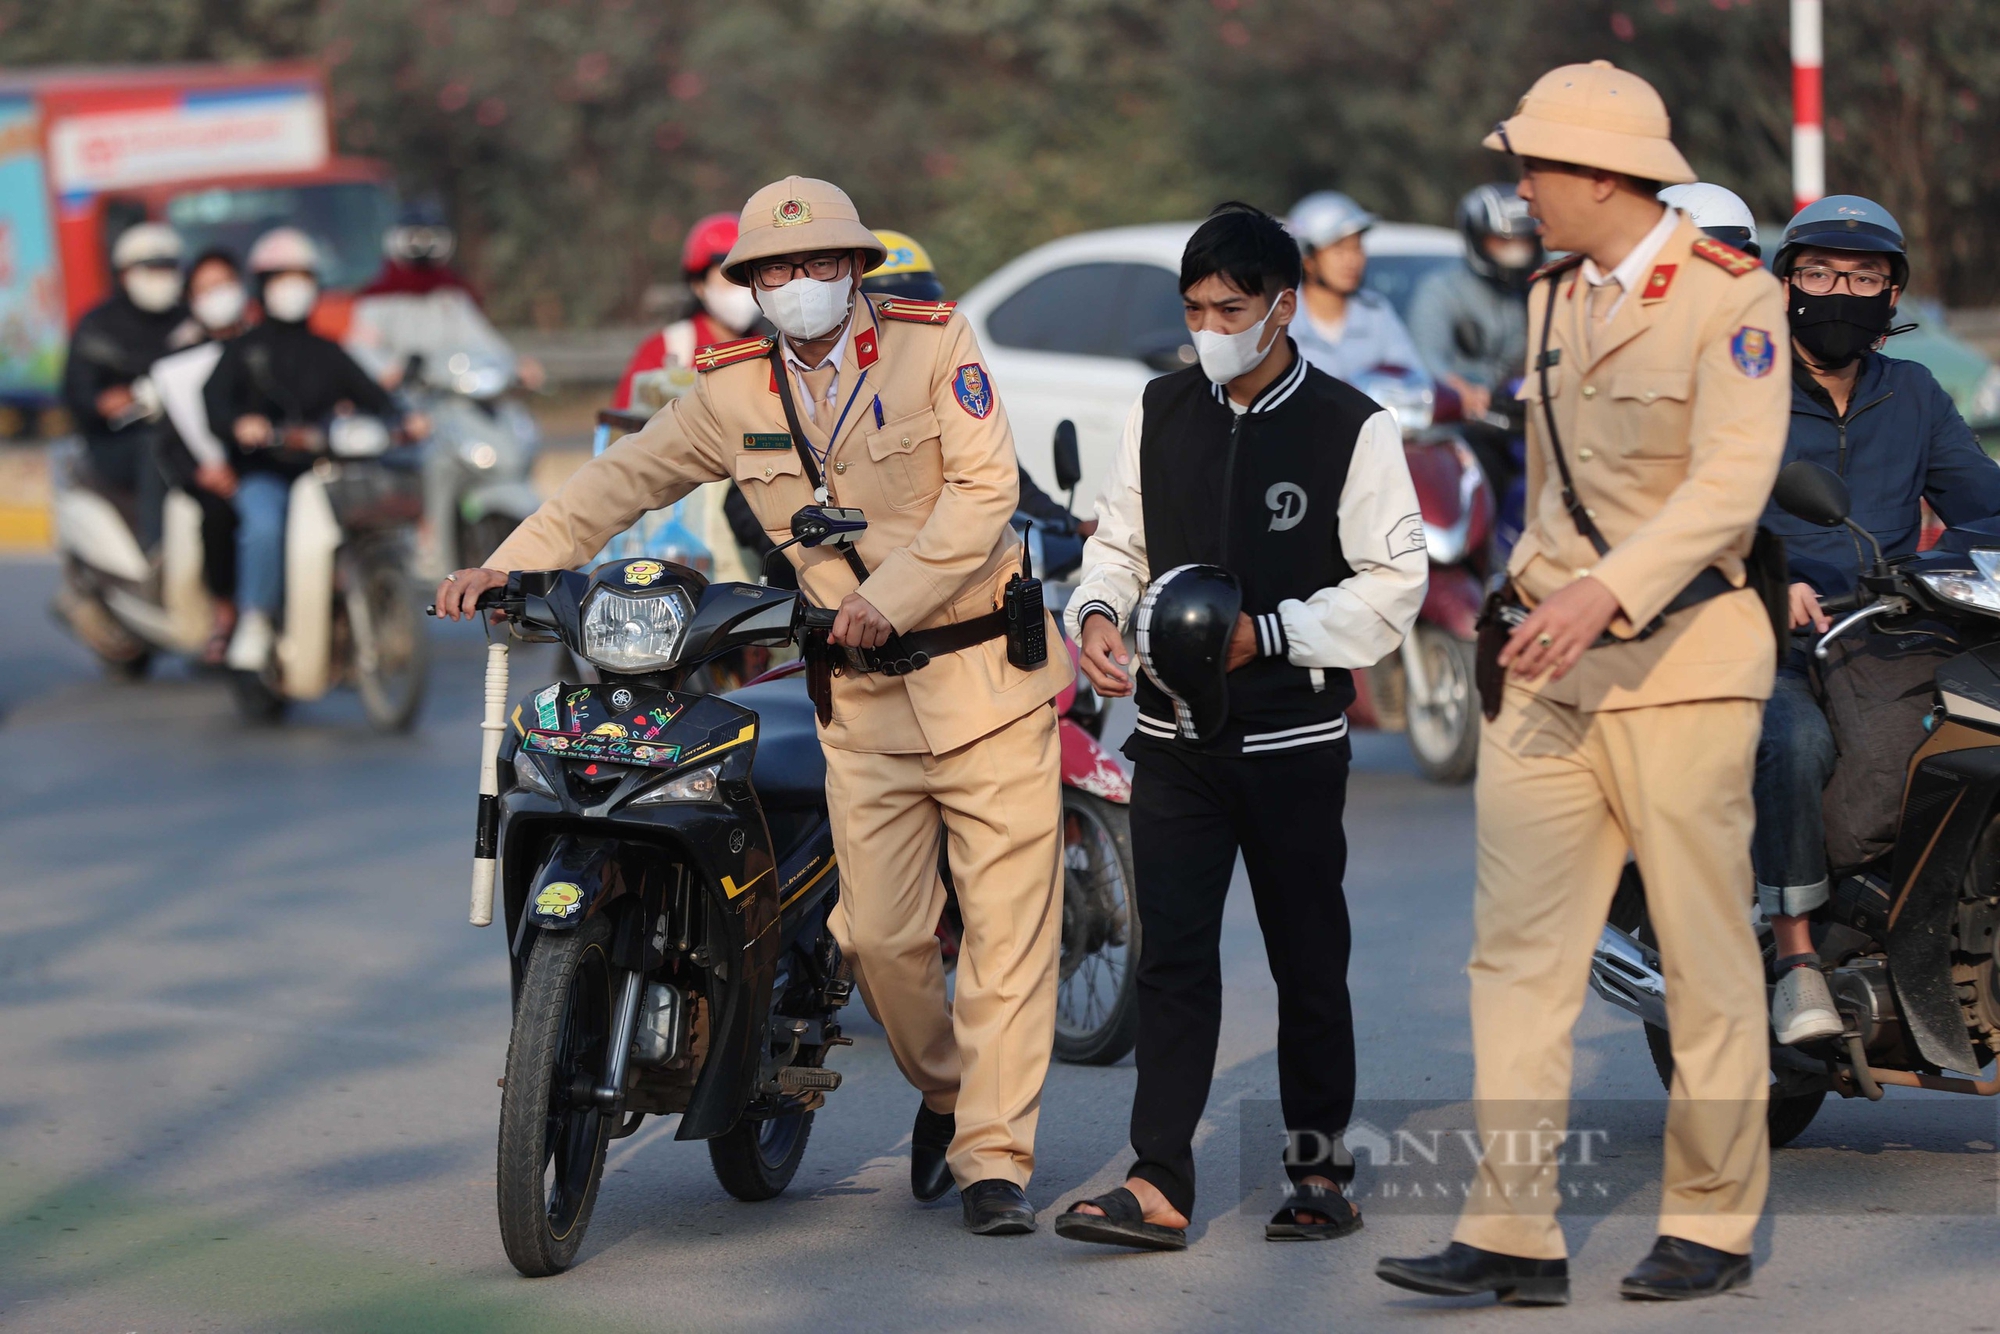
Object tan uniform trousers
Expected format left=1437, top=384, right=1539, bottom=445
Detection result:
left=823, top=704, right=1063, bottom=1188
left=1452, top=684, right=1769, bottom=1259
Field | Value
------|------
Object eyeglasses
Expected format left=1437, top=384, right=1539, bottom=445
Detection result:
left=1791, top=266, right=1893, bottom=298
left=752, top=253, right=850, bottom=288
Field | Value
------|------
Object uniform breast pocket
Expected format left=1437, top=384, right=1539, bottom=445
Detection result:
left=732, top=450, right=810, bottom=538
left=1608, top=370, right=1692, bottom=459
left=864, top=407, right=945, bottom=512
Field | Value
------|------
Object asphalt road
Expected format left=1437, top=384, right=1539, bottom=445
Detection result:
left=1, top=553, right=1994, bottom=1333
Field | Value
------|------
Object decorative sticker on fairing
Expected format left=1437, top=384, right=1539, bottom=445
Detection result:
left=533, top=683, right=561, bottom=730
left=623, top=559, right=666, bottom=587
left=535, top=882, right=583, bottom=917
left=524, top=729, right=685, bottom=767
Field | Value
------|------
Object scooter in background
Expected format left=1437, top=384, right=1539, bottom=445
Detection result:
left=226, top=415, right=431, bottom=730
left=1346, top=367, right=1495, bottom=784
left=403, top=350, right=542, bottom=578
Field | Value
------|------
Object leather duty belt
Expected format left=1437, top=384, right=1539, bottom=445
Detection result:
left=854, top=608, right=1008, bottom=676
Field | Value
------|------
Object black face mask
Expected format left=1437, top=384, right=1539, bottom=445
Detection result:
left=1789, top=288, right=1894, bottom=369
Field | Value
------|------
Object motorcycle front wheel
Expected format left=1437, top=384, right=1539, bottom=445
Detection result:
left=1054, top=790, right=1141, bottom=1066
left=1404, top=624, right=1480, bottom=785
left=346, top=551, right=428, bottom=732
left=497, top=916, right=615, bottom=1276
left=708, top=1109, right=815, bottom=1201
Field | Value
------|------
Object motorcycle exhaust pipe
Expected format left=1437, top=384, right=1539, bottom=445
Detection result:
left=470, top=639, right=509, bottom=926
left=1588, top=923, right=1670, bottom=1031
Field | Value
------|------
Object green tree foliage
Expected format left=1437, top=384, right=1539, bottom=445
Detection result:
left=4, top=0, right=1995, bottom=322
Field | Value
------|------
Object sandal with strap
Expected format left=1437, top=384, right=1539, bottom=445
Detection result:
left=1266, top=1181, right=1363, bottom=1241
left=1052, top=1187, right=1188, bottom=1251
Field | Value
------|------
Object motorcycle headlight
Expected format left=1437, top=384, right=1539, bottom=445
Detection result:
left=581, top=584, right=696, bottom=673
left=629, top=762, right=721, bottom=807
left=1918, top=568, right=2000, bottom=613
left=513, top=748, right=556, bottom=796
left=458, top=438, right=499, bottom=470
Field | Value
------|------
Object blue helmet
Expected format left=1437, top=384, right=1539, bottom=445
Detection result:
left=1774, top=194, right=1907, bottom=286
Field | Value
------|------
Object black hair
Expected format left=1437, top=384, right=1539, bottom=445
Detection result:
left=186, top=246, right=241, bottom=277
left=1179, top=201, right=1302, bottom=298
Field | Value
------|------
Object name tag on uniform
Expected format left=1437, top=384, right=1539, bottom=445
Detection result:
left=743, top=433, right=792, bottom=450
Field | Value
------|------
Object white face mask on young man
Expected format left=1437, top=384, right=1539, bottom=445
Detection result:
left=123, top=266, right=183, bottom=314
left=191, top=281, right=248, bottom=332
left=262, top=274, right=319, bottom=324
left=700, top=275, right=763, bottom=335
left=1192, top=289, right=1292, bottom=385
left=755, top=275, right=853, bottom=343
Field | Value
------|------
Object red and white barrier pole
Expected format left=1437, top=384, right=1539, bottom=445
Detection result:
left=1792, top=0, right=1824, bottom=212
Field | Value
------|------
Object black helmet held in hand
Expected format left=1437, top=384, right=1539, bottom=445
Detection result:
left=1135, top=564, right=1243, bottom=745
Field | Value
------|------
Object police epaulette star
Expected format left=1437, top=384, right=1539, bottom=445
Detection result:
left=1528, top=253, right=1585, bottom=285
left=1690, top=235, right=1762, bottom=277
left=692, top=336, right=776, bottom=372
left=876, top=298, right=957, bottom=325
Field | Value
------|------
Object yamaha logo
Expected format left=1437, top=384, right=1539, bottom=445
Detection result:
left=1266, top=482, right=1307, bottom=532
left=610, top=688, right=633, bottom=710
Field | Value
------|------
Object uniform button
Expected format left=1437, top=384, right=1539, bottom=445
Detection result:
left=1582, top=385, right=1598, bottom=399
left=763, top=466, right=774, bottom=478
left=1643, top=390, right=1657, bottom=401
left=1587, top=508, right=1599, bottom=519
left=900, top=435, right=911, bottom=447
left=1578, top=447, right=1594, bottom=461
left=835, top=461, right=849, bottom=473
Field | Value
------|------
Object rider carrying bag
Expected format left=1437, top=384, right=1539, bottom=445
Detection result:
left=1812, top=624, right=1958, bottom=869
left=1475, top=276, right=1789, bottom=720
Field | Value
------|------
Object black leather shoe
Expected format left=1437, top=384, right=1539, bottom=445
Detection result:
left=911, top=1104, right=955, bottom=1203
left=1619, top=1236, right=1751, bottom=1300
left=960, top=1179, right=1036, bottom=1235
left=1376, top=1242, right=1570, bottom=1306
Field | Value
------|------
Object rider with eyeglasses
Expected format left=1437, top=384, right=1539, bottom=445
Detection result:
left=1755, top=195, right=2000, bottom=1046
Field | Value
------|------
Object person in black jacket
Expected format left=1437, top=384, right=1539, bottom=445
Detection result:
left=62, top=223, right=197, bottom=547
left=1054, top=204, right=1427, bottom=1250
left=204, top=228, right=424, bottom=669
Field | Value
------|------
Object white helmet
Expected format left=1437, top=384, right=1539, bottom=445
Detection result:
left=1658, top=182, right=1760, bottom=256
left=1287, top=191, right=1378, bottom=252
left=247, top=227, right=322, bottom=275
left=110, top=222, right=182, bottom=271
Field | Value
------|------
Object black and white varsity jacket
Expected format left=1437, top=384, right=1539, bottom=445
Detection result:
left=1064, top=346, right=1428, bottom=756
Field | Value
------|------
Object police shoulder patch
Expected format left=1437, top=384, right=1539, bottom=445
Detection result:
left=876, top=298, right=957, bottom=325
left=1730, top=326, right=1776, bottom=378
left=693, top=335, right=776, bottom=373
left=1691, top=236, right=1761, bottom=277
left=1528, top=253, right=1585, bottom=285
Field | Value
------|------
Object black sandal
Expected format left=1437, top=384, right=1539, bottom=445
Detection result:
left=1052, top=1187, right=1188, bottom=1251
left=1265, top=1182, right=1362, bottom=1241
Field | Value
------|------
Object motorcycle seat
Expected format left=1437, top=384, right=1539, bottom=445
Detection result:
left=723, top=676, right=826, bottom=807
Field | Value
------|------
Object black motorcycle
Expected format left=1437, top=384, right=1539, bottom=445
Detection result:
left=1592, top=461, right=2000, bottom=1147
left=451, top=558, right=850, bottom=1275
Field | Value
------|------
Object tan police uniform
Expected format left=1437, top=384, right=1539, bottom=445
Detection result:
left=1451, top=64, right=1790, bottom=1260
left=487, top=177, right=1072, bottom=1189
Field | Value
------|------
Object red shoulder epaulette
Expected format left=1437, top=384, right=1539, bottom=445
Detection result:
left=692, top=335, right=776, bottom=373
left=875, top=298, right=957, bottom=325
left=1528, top=253, right=1585, bottom=285
left=1690, top=236, right=1762, bottom=277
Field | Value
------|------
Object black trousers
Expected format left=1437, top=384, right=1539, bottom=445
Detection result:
left=1126, top=740, right=1356, bottom=1216
left=156, top=434, right=238, bottom=600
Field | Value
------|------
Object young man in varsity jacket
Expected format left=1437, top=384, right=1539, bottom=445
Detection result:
left=1054, top=203, right=1427, bottom=1249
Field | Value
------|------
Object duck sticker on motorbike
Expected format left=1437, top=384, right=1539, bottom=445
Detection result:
left=591, top=722, right=630, bottom=739
left=534, top=882, right=583, bottom=918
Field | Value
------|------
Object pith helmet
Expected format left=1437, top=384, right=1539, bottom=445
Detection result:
left=721, top=176, right=888, bottom=286
left=1483, top=60, right=1696, bottom=185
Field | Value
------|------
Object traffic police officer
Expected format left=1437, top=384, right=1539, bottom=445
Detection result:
left=438, top=177, right=1070, bottom=1236
left=1376, top=63, right=1790, bottom=1303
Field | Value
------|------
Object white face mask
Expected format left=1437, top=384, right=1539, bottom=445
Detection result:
left=700, top=277, right=762, bottom=335
left=263, top=274, right=319, bottom=324
left=191, top=281, right=247, bottom=332
left=755, top=275, right=852, bottom=342
left=123, top=267, right=182, bottom=313
left=1192, top=290, right=1290, bottom=385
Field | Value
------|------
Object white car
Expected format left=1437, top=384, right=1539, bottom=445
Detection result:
left=957, top=221, right=1464, bottom=511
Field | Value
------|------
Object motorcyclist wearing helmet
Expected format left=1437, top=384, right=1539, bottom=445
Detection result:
left=62, top=222, right=198, bottom=548
left=860, top=230, right=1096, bottom=543
left=1754, top=194, right=2000, bottom=1045
left=1659, top=182, right=1761, bottom=258
left=1285, top=191, right=1428, bottom=386
left=205, top=228, right=427, bottom=671
left=1058, top=203, right=1426, bottom=1250
left=1406, top=183, right=1542, bottom=421
left=347, top=199, right=544, bottom=391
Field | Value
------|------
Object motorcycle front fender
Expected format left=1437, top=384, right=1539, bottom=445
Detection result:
left=1419, top=565, right=1484, bottom=640
left=1884, top=734, right=2000, bottom=1074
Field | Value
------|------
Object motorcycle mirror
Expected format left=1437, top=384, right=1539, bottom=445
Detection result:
left=1772, top=461, right=1852, bottom=528
left=1052, top=420, right=1081, bottom=494
left=787, top=505, right=867, bottom=549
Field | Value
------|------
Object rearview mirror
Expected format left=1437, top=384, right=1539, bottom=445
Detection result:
left=1052, top=420, right=1081, bottom=493
left=1772, top=461, right=1851, bottom=528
